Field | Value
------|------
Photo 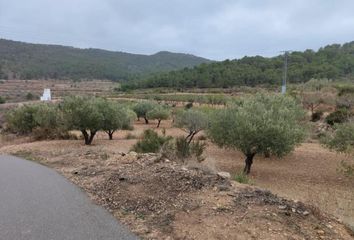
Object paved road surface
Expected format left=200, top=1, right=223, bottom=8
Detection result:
left=0, top=155, right=138, bottom=240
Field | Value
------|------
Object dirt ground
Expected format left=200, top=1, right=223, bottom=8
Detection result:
left=1, top=120, right=354, bottom=239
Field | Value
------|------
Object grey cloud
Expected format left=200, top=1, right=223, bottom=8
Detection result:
left=0, top=0, right=353, bottom=60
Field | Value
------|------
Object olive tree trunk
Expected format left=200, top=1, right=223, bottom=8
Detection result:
left=157, top=119, right=162, bottom=128
left=81, top=129, right=97, bottom=145
left=106, top=130, right=115, bottom=140
left=243, top=153, right=256, bottom=174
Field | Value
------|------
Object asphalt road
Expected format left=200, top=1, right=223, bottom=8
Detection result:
left=0, top=155, right=139, bottom=240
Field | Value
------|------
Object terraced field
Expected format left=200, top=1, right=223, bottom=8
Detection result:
left=0, top=79, right=117, bottom=102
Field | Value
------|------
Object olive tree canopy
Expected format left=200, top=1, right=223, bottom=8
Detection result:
left=208, top=94, right=306, bottom=174
left=174, top=109, right=209, bottom=144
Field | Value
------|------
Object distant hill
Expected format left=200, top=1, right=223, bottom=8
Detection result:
left=122, top=41, right=354, bottom=90
left=0, top=39, right=210, bottom=81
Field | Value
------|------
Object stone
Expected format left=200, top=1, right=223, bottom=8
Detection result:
left=278, top=205, right=287, bottom=210
left=128, top=151, right=138, bottom=156
left=217, top=171, right=231, bottom=179
left=302, top=210, right=310, bottom=216
left=217, top=184, right=231, bottom=191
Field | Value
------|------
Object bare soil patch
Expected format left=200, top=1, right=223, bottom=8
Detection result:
left=0, top=137, right=353, bottom=239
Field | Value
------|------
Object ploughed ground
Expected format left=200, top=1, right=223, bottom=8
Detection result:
left=0, top=133, right=353, bottom=239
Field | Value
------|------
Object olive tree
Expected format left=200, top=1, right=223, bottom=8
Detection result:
left=323, top=123, right=354, bottom=176
left=99, top=100, right=136, bottom=140
left=174, top=109, right=209, bottom=144
left=147, top=105, right=170, bottom=128
left=301, top=92, right=325, bottom=116
left=61, top=96, right=104, bottom=145
left=133, top=101, right=155, bottom=124
left=208, top=94, right=306, bottom=174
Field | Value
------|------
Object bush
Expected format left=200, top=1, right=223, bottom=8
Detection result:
left=0, top=96, right=5, bottom=104
left=336, top=94, right=354, bottom=110
left=190, top=140, right=207, bottom=162
left=325, top=108, right=352, bottom=125
left=26, top=92, right=36, bottom=100
left=131, top=129, right=172, bottom=153
left=322, top=123, right=354, bottom=177
left=322, top=122, right=354, bottom=152
left=6, top=104, right=40, bottom=134
left=175, top=136, right=190, bottom=158
left=175, top=136, right=206, bottom=162
left=185, top=102, right=193, bottom=109
left=234, top=172, right=252, bottom=184
left=5, top=103, right=67, bottom=139
left=311, top=111, right=323, bottom=122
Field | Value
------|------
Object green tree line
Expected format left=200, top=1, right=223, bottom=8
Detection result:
left=122, top=42, right=354, bottom=90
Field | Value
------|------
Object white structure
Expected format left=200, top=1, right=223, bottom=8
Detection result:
left=40, top=88, right=51, bottom=101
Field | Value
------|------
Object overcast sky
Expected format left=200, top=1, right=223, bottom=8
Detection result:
left=0, top=0, right=354, bottom=60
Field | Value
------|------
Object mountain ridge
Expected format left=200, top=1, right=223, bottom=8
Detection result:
left=0, top=39, right=211, bottom=81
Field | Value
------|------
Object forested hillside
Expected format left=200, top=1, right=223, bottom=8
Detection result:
left=123, top=42, right=354, bottom=90
left=0, top=39, right=210, bottom=81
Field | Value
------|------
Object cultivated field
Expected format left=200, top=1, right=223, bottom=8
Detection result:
left=1, top=79, right=354, bottom=239
left=1, top=119, right=354, bottom=239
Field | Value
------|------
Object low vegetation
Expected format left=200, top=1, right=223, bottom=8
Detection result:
left=0, top=96, right=5, bottom=104
left=131, top=129, right=171, bottom=153
left=323, top=123, right=354, bottom=176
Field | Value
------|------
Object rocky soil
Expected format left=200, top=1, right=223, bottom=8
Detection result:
left=1, top=140, right=352, bottom=240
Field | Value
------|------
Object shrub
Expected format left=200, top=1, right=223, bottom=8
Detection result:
left=208, top=94, right=306, bottom=174
left=6, top=104, right=40, bottom=134
left=190, top=140, right=207, bottom=162
left=185, top=102, right=193, bottom=109
left=26, top=92, right=36, bottom=100
left=311, top=111, right=323, bottom=122
left=0, top=96, right=5, bottom=104
left=175, top=136, right=206, bottom=162
left=5, top=103, right=65, bottom=139
left=322, top=122, right=354, bottom=177
left=322, top=122, right=354, bottom=153
left=325, top=108, right=352, bottom=125
left=234, top=172, right=252, bottom=184
left=131, top=129, right=172, bottom=153
left=175, top=136, right=190, bottom=158
left=336, top=94, right=354, bottom=110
